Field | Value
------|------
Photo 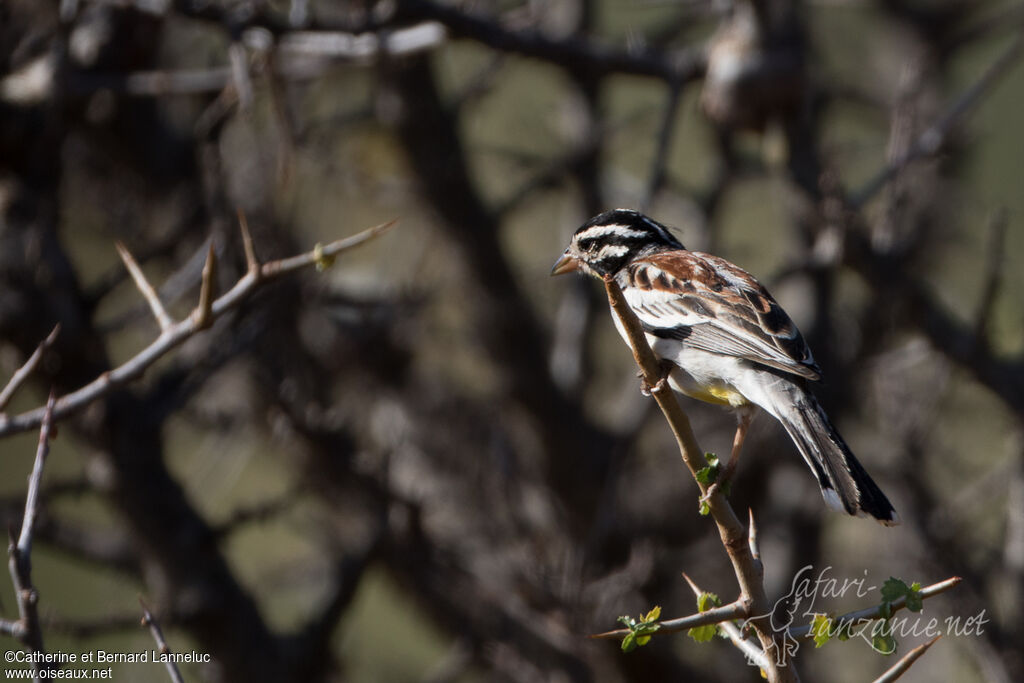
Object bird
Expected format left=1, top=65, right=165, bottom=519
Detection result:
left=551, top=208, right=898, bottom=525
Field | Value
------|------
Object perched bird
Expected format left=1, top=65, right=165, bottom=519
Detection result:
left=552, top=209, right=898, bottom=525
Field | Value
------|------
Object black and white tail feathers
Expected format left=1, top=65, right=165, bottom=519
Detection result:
left=771, top=387, right=899, bottom=526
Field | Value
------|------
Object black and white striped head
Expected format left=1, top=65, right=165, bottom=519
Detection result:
left=551, top=209, right=685, bottom=278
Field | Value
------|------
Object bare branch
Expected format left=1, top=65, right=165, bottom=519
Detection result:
left=398, top=0, right=706, bottom=82
left=0, top=326, right=60, bottom=413
left=872, top=635, right=942, bottom=683
left=259, top=219, right=397, bottom=278
left=16, top=393, right=56, bottom=563
left=116, top=242, right=174, bottom=333
left=602, top=278, right=795, bottom=682
left=852, top=35, right=1024, bottom=208
left=2, top=23, right=449, bottom=104
left=7, top=392, right=57, bottom=675
left=140, top=599, right=185, bottom=683
left=0, top=219, right=397, bottom=438
left=0, top=617, right=25, bottom=639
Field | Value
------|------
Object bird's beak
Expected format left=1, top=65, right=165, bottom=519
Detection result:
left=550, top=251, right=581, bottom=276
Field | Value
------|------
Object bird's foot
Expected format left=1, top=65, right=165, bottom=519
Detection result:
left=639, top=361, right=674, bottom=397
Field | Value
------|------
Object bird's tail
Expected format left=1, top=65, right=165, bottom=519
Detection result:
left=755, top=379, right=899, bottom=526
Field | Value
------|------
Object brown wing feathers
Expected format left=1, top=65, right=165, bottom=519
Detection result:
left=627, top=251, right=821, bottom=380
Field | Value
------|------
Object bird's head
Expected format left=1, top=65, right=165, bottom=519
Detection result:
left=551, top=209, right=685, bottom=279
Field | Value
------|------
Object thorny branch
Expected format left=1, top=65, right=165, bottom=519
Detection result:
left=603, top=278, right=796, bottom=683
left=0, top=327, right=60, bottom=413
left=589, top=575, right=961, bottom=649
left=5, top=393, right=58, bottom=677
left=0, top=218, right=397, bottom=439
left=786, top=576, right=962, bottom=640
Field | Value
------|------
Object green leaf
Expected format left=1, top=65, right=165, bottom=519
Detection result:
left=698, top=500, right=711, bottom=516
left=905, top=584, right=923, bottom=613
left=810, top=614, right=832, bottom=648
left=695, top=466, right=716, bottom=486
left=871, top=619, right=897, bottom=655
left=696, top=454, right=721, bottom=484
left=880, top=577, right=908, bottom=603
left=872, top=632, right=897, bottom=655
left=688, top=623, right=718, bottom=643
left=872, top=633, right=897, bottom=655
left=618, top=607, right=662, bottom=652
left=687, top=592, right=723, bottom=642
left=879, top=576, right=923, bottom=613
left=696, top=592, right=721, bottom=612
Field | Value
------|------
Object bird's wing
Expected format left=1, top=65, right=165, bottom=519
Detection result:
left=620, top=250, right=821, bottom=380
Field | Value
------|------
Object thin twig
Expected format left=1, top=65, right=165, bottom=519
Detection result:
left=871, top=635, right=942, bottom=683
left=0, top=617, right=23, bottom=638
left=16, top=392, right=57, bottom=559
left=399, top=0, right=707, bottom=82
left=259, top=218, right=396, bottom=278
left=0, top=326, right=60, bottom=413
left=0, top=219, right=398, bottom=438
left=602, top=278, right=796, bottom=682
left=140, top=599, right=185, bottom=683
left=116, top=242, right=174, bottom=332
left=7, top=392, right=58, bottom=675
left=589, top=599, right=748, bottom=640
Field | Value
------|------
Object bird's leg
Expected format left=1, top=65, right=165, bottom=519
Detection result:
left=701, top=409, right=753, bottom=502
left=640, top=359, right=675, bottom=397
left=721, top=408, right=753, bottom=487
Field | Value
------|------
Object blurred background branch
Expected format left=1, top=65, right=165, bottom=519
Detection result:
left=1, top=1, right=1022, bottom=681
